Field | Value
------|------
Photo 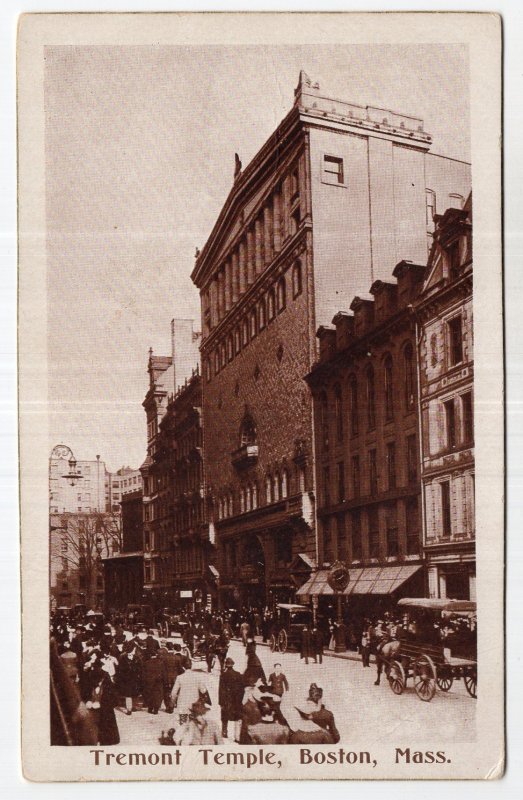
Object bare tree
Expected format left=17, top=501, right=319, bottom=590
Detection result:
left=50, top=513, right=122, bottom=608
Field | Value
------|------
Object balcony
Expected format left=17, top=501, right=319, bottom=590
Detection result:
left=231, top=443, right=259, bottom=470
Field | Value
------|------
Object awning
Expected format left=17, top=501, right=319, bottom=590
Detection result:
left=297, top=564, right=422, bottom=598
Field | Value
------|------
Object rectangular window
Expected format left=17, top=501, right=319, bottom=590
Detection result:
left=386, top=442, right=396, bottom=490
left=444, top=399, right=457, bottom=450
left=448, top=316, right=463, bottom=366
left=323, top=518, right=333, bottom=564
left=337, top=461, right=345, bottom=503
left=441, top=481, right=452, bottom=537
left=323, top=155, right=344, bottom=184
left=462, top=392, right=474, bottom=444
left=351, top=511, right=362, bottom=560
left=323, top=466, right=331, bottom=507
left=351, top=455, right=360, bottom=498
left=386, top=523, right=399, bottom=557
left=368, top=508, right=380, bottom=559
left=407, top=434, right=417, bottom=484
left=369, top=449, right=378, bottom=495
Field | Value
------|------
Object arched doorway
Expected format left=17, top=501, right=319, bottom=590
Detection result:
left=240, top=534, right=266, bottom=608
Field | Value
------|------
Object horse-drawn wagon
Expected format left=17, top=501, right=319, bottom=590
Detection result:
left=269, top=603, right=313, bottom=654
left=383, top=598, right=477, bottom=702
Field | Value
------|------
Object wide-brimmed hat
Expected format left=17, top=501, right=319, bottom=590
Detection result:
left=295, top=699, right=317, bottom=718
left=225, top=657, right=235, bottom=666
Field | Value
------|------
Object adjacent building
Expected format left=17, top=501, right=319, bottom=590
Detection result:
left=415, top=195, right=475, bottom=600
left=102, top=489, right=144, bottom=612
left=108, top=467, right=143, bottom=513
left=302, top=262, right=426, bottom=616
left=190, top=72, right=470, bottom=607
left=49, top=445, right=108, bottom=514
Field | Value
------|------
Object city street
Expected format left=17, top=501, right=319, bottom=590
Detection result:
left=115, top=638, right=476, bottom=746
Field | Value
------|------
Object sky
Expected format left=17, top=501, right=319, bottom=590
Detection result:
left=45, top=43, right=470, bottom=472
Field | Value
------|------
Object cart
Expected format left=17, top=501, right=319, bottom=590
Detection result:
left=269, top=603, right=313, bottom=654
left=385, top=598, right=477, bottom=702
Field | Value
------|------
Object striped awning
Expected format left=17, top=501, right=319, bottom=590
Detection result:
left=296, top=564, right=422, bottom=598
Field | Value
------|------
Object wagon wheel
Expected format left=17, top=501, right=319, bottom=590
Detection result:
left=278, top=628, right=288, bottom=654
left=413, top=655, right=437, bottom=702
left=464, top=670, right=477, bottom=698
left=269, top=634, right=277, bottom=653
left=436, top=670, right=454, bottom=692
left=388, top=660, right=406, bottom=695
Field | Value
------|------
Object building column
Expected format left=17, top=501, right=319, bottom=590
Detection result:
left=361, top=510, right=370, bottom=560
left=378, top=504, right=388, bottom=559
left=427, top=565, right=438, bottom=598
left=246, top=230, right=255, bottom=286
left=397, top=497, right=407, bottom=557
left=439, top=570, right=447, bottom=599
left=254, top=216, right=264, bottom=276
left=264, top=203, right=273, bottom=266
left=238, top=243, right=247, bottom=295
left=273, top=189, right=281, bottom=253
left=231, top=251, right=240, bottom=302
left=224, top=259, right=232, bottom=312
left=469, top=571, right=476, bottom=601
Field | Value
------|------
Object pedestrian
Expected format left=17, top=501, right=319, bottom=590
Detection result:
left=247, top=701, right=290, bottom=744
left=218, top=657, right=244, bottom=742
left=243, top=643, right=266, bottom=686
left=142, top=651, right=166, bottom=714
left=171, top=660, right=210, bottom=726
left=267, top=663, right=289, bottom=698
left=288, top=704, right=333, bottom=745
left=174, top=699, right=222, bottom=746
left=300, top=625, right=314, bottom=665
left=311, top=625, right=324, bottom=664
left=360, top=624, right=371, bottom=668
left=116, top=644, right=142, bottom=715
left=239, top=684, right=262, bottom=744
left=307, top=683, right=340, bottom=743
left=240, top=619, right=251, bottom=646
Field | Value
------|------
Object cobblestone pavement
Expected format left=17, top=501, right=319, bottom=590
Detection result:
left=115, top=638, right=476, bottom=746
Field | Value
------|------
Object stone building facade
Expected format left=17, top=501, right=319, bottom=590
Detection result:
left=302, top=262, right=426, bottom=616
left=415, top=195, right=475, bottom=600
left=190, top=72, right=470, bottom=607
left=49, top=445, right=109, bottom=514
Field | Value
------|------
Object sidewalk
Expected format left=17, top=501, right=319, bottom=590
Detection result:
left=235, top=635, right=376, bottom=663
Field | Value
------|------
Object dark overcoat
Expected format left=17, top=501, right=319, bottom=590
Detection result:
left=218, top=668, right=244, bottom=721
left=116, top=654, right=142, bottom=698
left=142, top=656, right=166, bottom=708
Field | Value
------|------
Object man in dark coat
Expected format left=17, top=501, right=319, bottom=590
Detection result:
left=300, top=625, right=314, bottom=665
left=311, top=626, right=324, bottom=664
left=142, top=652, right=166, bottom=714
left=116, top=645, right=142, bottom=715
left=243, top=644, right=266, bottom=687
left=218, top=657, right=244, bottom=741
left=159, top=642, right=186, bottom=713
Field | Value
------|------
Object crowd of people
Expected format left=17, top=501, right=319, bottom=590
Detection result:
left=50, top=606, right=341, bottom=747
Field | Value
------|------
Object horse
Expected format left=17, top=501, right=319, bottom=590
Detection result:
left=373, top=638, right=401, bottom=686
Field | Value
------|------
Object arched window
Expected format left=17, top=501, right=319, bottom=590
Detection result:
left=239, top=413, right=257, bottom=447
left=334, top=383, right=343, bottom=442
left=384, top=355, right=394, bottom=421
left=258, top=298, right=267, bottom=331
left=205, top=358, right=211, bottom=383
left=273, top=473, right=280, bottom=502
left=228, top=494, right=234, bottom=517
left=251, top=482, right=258, bottom=510
left=227, top=334, right=234, bottom=362
left=292, top=260, right=303, bottom=298
left=234, top=326, right=241, bottom=354
left=245, top=486, right=251, bottom=512
left=214, top=350, right=220, bottom=375
left=220, top=342, right=227, bottom=368
left=348, top=375, right=358, bottom=435
left=250, top=308, right=257, bottom=339
left=267, top=288, right=276, bottom=321
left=239, top=489, right=245, bottom=514
left=265, top=475, right=272, bottom=504
left=281, top=469, right=288, bottom=499
left=320, top=391, right=329, bottom=450
left=404, top=343, right=415, bottom=410
left=242, top=318, right=249, bottom=347
left=276, top=276, right=286, bottom=312
left=366, top=366, right=376, bottom=429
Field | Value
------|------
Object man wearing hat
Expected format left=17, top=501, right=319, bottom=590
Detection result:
left=174, top=698, right=222, bottom=746
left=171, top=659, right=210, bottom=726
left=307, top=683, right=340, bottom=743
left=288, top=700, right=334, bottom=745
left=218, top=657, right=244, bottom=742
left=247, top=700, right=290, bottom=745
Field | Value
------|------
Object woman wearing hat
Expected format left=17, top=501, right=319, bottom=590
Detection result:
left=174, top=699, right=222, bottom=746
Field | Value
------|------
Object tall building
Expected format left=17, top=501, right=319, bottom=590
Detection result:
left=415, top=195, right=475, bottom=600
left=102, top=489, right=144, bottom=612
left=190, top=72, right=471, bottom=607
left=49, top=445, right=108, bottom=513
left=302, top=262, right=425, bottom=617
left=141, top=319, right=204, bottom=606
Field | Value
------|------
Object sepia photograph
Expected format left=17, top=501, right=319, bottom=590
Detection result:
left=17, top=12, right=503, bottom=781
